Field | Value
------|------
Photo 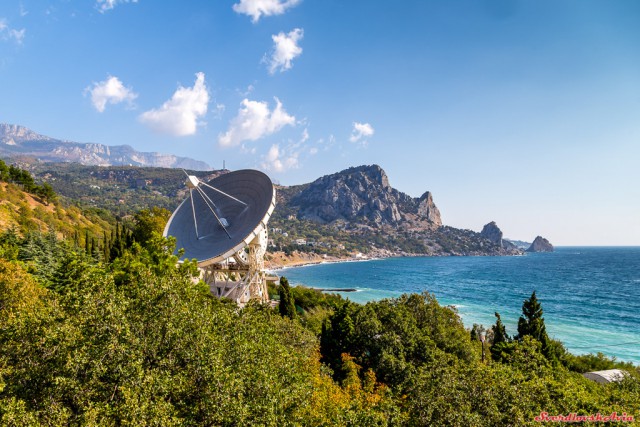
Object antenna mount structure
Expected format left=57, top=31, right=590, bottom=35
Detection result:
left=164, top=170, right=276, bottom=306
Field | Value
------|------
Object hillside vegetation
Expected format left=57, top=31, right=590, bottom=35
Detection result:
left=0, top=160, right=113, bottom=241
left=24, top=162, right=525, bottom=258
left=0, top=210, right=638, bottom=424
left=2, top=160, right=637, bottom=424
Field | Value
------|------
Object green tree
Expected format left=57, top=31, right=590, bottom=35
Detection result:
left=132, top=207, right=171, bottom=247
left=0, top=159, right=9, bottom=181
left=278, top=276, right=296, bottom=319
left=516, top=291, right=549, bottom=344
left=491, top=312, right=509, bottom=345
left=320, top=302, right=355, bottom=380
left=516, top=290, right=557, bottom=364
left=37, top=182, right=57, bottom=205
left=490, top=312, right=511, bottom=362
left=0, top=228, right=20, bottom=261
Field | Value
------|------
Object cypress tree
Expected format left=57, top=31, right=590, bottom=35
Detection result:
left=91, top=238, right=99, bottom=260
left=103, top=231, right=110, bottom=262
left=278, top=276, right=296, bottom=319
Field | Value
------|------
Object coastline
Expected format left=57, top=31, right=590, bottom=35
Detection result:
left=265, top=250, right=382, bottom=272
left=265, top=247, right=531, bottom=272
left=274, top=248, right=640, bottom=364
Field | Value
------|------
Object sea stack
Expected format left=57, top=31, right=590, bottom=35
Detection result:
left=527, top=236, right=554, bottom=252
left=480, top=221, right=504, bottom=246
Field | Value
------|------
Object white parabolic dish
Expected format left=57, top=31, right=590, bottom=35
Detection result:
left=163, top=169, right=276, bottom=267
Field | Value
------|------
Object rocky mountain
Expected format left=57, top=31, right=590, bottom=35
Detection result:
left=20, top=160, right=534, bottom=257
left=290, top=165, right=442, bottom=229
left=527, top=236, right=554, bottom=252
left=480, top=221, right=519, bottom=252
left=276, top=165, right=523, bottom=256
left=0, top=123, right=210, bottom=171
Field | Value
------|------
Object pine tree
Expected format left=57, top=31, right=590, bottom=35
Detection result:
left=492, top=312, right=509, bottom=345
left=490, top=311, right=511, bottom=361
left=278, top=276, right=296, bottom=319
left=517, top=291, right=550, bottom=348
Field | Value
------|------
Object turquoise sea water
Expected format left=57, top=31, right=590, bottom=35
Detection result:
left=277, top=247, right=640, bottom=364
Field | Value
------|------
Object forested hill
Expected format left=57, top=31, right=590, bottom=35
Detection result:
left=0, top=159, right=112, bottom=240
left=1, top=209, right=638, bottom=424
left=20, top=161, right=526, bottom=257
left=21, top=161, right=223, bottom=217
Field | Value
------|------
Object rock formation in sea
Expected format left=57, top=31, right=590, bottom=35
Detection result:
left=480, top=221, right=519, bottom=251
left=481, top=221, right=503, bottom=246
left=527, top=236, right=554, bottom=252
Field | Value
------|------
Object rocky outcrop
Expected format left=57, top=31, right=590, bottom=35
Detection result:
left=417, top=192, right=442, bottom=226
left=527, top=236, right=554, bottom=252
left=290, top=165, right=442, bottom=229
left=0, top=123, right=210, bottom=170
left=481, top=221, right=503, bottom=246
left=480, top=221, right=520, bottom=252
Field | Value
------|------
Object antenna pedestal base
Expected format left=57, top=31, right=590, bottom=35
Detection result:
left=201, top=230, right=269, bottom=306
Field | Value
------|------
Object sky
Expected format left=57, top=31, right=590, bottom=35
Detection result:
left=1, top=0, right=639, bottom=245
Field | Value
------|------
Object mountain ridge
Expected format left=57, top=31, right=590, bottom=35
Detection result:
left=272, top=164, right=523, bottom=256
left=0, top=123, right=210, bottom=171
left=10, top=148, right=541, bottom=257
left=290, top=164, right=442, bottom=229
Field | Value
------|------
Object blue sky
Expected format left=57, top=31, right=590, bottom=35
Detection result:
left=1, top=0, right=639, bottom=245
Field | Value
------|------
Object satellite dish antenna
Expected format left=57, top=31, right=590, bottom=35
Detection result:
left=164, top=169, right=276, bottom=305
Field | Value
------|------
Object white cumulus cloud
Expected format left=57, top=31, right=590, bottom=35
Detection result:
left=349, top=121, right=375, bottom=143
left=266, top=28, right=303, bottom=74
left=218, top=97, right=295, bottom=147
left=232, top=0, right=301, bottom=23
left=262, top=144, right=299, bottom=172
left=139, top=72, right=210, bottom=137
left=0, top=19, right=26, bottom=45
left=96, top=0, right=138, bottom=13
left=8, top=28, right=25, bottom=44
left=85, top=75, right=137, bottom=113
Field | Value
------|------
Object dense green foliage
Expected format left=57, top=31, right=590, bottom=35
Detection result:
left=1, top=234, right=396, bottom=425
left=0, top=189, right=638, bottom=424
left=27, top=163, right=218, bottom=217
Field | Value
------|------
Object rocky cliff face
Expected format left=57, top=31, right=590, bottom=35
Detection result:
left=480, top=221, right=519, bottom=252
left=417, top=192, right=442, bottom=226
left=527, top=236, right=554, bottom=252
left=274, top=166, right=525, bottom=256
left=290, top=165, right=442, bottom=229
left=0, top=123, right=210, bottom=170
left=481, top=221, right=503, bottom=246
